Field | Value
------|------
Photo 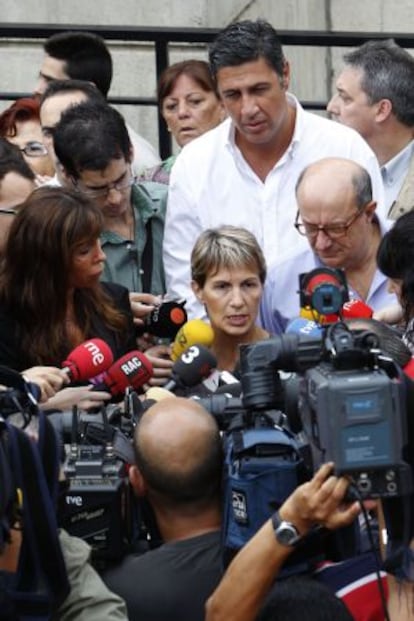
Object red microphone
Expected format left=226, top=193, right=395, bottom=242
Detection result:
left=61, top=338, right=114, bottom=381
left=341, top=299, right=373, bottom=319
left=403, top=357, right=414, bottom=380
left=92, top=351, right=153, bottom=396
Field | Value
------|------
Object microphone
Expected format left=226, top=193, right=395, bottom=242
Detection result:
left=341, top=299, right=373, bottom=319
left=164, top=345, right=217, bottom=392
left=145, top=386, right=176, bottom=401
left=145, top=299, right=187, bottom=339
left=171, top=319, right=214, bottom=361
left=285, top=317, right=324, bottom=338
left=61, top=338, right=114, bottom=381
left=92, top=351, right=153, bottom=397
left=403, top=358, right=414, bottom=380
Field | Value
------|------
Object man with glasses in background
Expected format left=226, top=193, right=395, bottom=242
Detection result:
left=53, top=101, right=173, bottom=384
left=260, top=157, right=397, bottom=335
left=53, top=100, right=166, bottom=298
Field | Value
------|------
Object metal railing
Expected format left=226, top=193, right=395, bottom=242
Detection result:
left=2, top=23, right=414, bottom=158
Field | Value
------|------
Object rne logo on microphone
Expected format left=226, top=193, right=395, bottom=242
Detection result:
left=83, top=341, right=105, bottom=366
left=121, top=357, right=143, bottom=376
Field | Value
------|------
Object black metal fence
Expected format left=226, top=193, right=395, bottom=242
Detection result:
left=2, top=24, right=414, bottom=158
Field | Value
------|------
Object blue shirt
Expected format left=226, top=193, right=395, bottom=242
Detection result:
left=260, top=246, right=397, bottom=336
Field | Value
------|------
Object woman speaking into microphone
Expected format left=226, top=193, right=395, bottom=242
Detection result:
left=0, top=186, right=137, bottom=408
left=190, top=226, right=269, bottom=375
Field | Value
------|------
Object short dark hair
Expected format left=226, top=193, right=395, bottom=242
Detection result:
left=377, top=210, right=414, bottom=323
left=209, top=19, right=286, bottom=80
left=256, top=577, right=353, bottom=621
left=40, top=78, right=106, bottom=107
left=134, top=411, right=223, bottom=510
left=53, top=101, right=132, bottom=179
left=343, top=39, right=414, bottom=127
left=0, top=139, right=35, bottom=182
left=44, top=31, right=113, bottom=97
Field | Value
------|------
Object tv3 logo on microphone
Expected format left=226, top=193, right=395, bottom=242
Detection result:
left=83, top=340, right=107, bottom=367
left=181, top=346, right=200, bottom=365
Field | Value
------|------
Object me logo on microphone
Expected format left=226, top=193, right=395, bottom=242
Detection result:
left=83, top=341, right=105, bottom=367
left=121, top=356, right=143, bottom=376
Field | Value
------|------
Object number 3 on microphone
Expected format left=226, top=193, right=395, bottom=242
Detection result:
left=181, top=346, right=200, bottom=364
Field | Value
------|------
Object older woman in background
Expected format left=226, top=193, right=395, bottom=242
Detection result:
left=141, top=60, right=225, bottom=183
left=0, top=97, right=55, bottom=181
left=191, top=226, right=269, bottom=373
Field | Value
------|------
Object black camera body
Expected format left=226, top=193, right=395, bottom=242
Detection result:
left=61, top=443, right=133, bottom=567
left=299, top=362, right=411, bottom=498
left=238, top=323, right=412, bottom=499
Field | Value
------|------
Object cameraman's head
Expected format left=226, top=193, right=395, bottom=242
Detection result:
left=129, top=398, right=223, bottom=537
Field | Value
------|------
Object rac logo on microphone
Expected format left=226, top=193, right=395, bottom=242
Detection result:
left=83, top=340, right=105, bottom=366
left=121, top=357, right=143, bottom=376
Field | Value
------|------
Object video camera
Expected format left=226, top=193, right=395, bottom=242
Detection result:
left=194, top=268, right=413, bottom=563
left=57, top=393, right=159, bottom=570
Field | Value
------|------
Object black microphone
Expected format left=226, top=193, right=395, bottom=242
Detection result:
left=145, top=299, right=187, bottom=339
left=164, top=345, right=217, bottom=392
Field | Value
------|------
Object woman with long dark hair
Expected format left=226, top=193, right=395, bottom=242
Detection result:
left=0, top=186, right=136, bottom=406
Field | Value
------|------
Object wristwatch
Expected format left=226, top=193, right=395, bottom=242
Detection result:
left=271, top=510, right=303, bottom=547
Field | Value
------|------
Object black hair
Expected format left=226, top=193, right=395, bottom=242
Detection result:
left=40, top=78, right=106, bottom=107
left=44, top=31, right=113, bottom=97
left=377, top=210, right=414, bottom=323
left=209, top=19, right=286, bottom=80
left=256, top=577, right=353, bottom=621
left=53, top=101, right=132, bottom=179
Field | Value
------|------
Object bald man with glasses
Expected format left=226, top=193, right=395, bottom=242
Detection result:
left=260, top=157, right=397, bottom=334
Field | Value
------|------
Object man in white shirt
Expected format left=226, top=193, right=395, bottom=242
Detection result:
left=327, top=39, right=414, bottom=219
left=260, top=158, right=396, bottom=334
left=163, top=19, right=386, bottom=319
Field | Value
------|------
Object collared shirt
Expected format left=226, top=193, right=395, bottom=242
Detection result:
left=259, top=217, right=397, bottom=335
left=381, top=139, right=414, bottom=210
left=101, top=182, right=167, bottom=294
left=163, top=94, right=386, bottom=319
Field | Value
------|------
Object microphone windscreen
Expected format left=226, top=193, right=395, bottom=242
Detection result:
left=342, top=299, right=373, bottom=319
left=172, top=345, right=217, bottom=387
left=171, top=320, right=214, bottom=361
left=403, top=358, right=414, bottom=379
left=145, top=300, right=187, bottom=339
left=286, top=317, right=323, bottom=338
left=145, top=386, right=176, bottom=401
left=62, top=338, right=114, bottom=381
left=101, top=351, right=153, bottom=396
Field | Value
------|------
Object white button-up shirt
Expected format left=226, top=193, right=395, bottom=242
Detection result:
left=163, top=95, right=386, bottom=319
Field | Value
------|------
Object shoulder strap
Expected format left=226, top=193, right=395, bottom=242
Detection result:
left=141, top=218, right=153, bottom=293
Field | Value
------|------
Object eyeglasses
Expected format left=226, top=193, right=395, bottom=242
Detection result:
left=294, top=208, right=364, bottom=240
left=73, top=170, right=136, bottom=199
left=20, top=141, right=49, bottom=157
